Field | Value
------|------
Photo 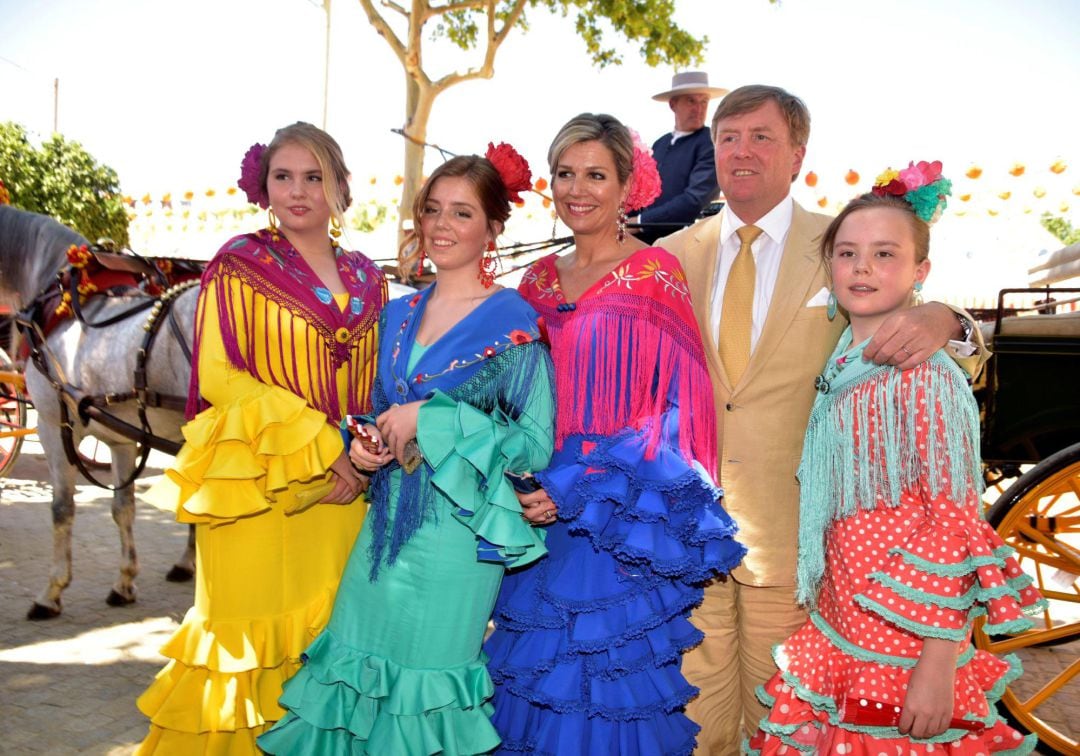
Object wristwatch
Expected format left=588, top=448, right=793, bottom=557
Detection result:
left=955, top=311, right=974, bottom=342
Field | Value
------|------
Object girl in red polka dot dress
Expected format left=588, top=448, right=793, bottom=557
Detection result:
left=747, top=163, right=1045, bottom=756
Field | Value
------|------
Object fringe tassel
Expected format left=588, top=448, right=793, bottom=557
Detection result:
left=796, top=354, right=983, bottom=606
left=546, top=293, right=717, bottom=478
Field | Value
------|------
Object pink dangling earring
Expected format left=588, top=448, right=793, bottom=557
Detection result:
left=478, top=240, right=497, bottom=288
left=415, top=247, right=426, bottom=277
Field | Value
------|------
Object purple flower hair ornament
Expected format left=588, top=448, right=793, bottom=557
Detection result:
left=238, top=143, right=269, bottom=209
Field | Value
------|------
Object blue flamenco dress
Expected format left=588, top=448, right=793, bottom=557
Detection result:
left=257, top=286, right=555, bottom=755
left=485, top=248, right=747, bottom=755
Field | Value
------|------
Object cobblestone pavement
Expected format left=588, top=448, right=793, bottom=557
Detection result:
left=0, top=432, right=1077, bottom=754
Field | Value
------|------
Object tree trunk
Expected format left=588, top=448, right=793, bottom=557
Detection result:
left=399, top=76, right=436, bottom=246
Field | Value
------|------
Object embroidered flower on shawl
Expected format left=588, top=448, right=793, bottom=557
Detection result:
left=485, top=142, right=533, bottom=203
left=238, top=143, right=269, bottom=209
left=624, top=128, right=662, bottom=212
left=509, top=329, right=533, bottom=345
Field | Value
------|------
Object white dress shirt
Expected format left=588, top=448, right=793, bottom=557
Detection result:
left=709, top=197, right=794, bottom=351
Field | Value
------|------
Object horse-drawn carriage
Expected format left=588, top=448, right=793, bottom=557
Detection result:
left=971, top=282, right=1080, bottom=754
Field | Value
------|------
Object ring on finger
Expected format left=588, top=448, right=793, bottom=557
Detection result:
left=900, top=345, right=912, bottom=356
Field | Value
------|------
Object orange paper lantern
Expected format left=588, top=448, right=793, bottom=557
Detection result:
left=534, top=177, right=549, bottom=191
left=1008, top=163, right=1025, bottom=177
left=844, top=170, right=859, bottom=185
left=805, top=171, right=818, bottom=187
left=817, top=196, right=828, bottom=208
left=959, top=193, right=972, bottom=202
left=1050, top=160, right=1068, bottom=174
left=965, top=166, right=982, bottom=180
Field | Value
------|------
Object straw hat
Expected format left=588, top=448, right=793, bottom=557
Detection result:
left=651, top=71, right=729, bottom=102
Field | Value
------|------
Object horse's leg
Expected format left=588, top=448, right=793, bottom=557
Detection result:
left=27, top=420, right=78, bottom=620
left=165, top=525, right=196, bottom=582
left=105, top=442, right=139, bottom=606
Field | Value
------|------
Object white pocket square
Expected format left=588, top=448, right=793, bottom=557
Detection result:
left=806, top=286, right=831, bottom=307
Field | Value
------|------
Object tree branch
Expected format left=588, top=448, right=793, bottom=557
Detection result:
left=358, top=0, right=408, bottom=63
left=430, top=0, right=525, bottom=91
left=379, top=0, right=408, bottom=17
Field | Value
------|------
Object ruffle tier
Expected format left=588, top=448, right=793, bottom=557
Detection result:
left=485, top=432, right=745, bottom=755
left=149, top=385, right=345, bottom=525
left=746, top=615, right=1038, bottom=755
left=256, top=629, right=501, bottom=755
left=421, top=391, right=548, bottom=568
left=136, top=587, right=334, bottom=753
left=862, top=520, right=1047, bottom=640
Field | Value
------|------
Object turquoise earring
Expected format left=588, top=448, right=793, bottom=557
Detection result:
left=912, top=281, right=924, bottom=307
left=826, top=289, right=838, bottom=321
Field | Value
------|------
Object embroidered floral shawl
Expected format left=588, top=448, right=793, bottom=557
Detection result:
left=187, top=231, right=386, bottom=420
left=518, top=246, right=718, bottom=479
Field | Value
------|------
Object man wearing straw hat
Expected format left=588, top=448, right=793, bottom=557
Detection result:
left=636, top=71, right=728, bottom=243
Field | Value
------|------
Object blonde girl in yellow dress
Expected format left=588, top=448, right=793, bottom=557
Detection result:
left=135, top=122, right=386, bottom=754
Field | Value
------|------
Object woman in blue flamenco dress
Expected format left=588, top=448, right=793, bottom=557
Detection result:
left=258, top=148, right=555, bottom=754
left=484, top=113, right=747, bottom=755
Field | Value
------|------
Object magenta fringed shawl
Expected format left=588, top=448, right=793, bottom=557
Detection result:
left=187, top=231, right=386, bottom=421
left=518, top=247, right=718, bottom=479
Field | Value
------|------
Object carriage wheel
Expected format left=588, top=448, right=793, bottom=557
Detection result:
left=0, top=348, right=29, bottom=477
left=973, top=441, right=1080, bottom=755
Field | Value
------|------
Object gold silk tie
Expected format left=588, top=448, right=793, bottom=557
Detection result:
left=718, top=224, right=763, bottom=384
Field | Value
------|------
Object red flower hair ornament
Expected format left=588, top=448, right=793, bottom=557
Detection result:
left=485, top=142, right=532, bottom=203
left=624, top=129, right=662, bottom=213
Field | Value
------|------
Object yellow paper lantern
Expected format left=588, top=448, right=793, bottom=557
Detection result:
left=987, top=209, right=999, bottom=216
left=1050, top=160, right=1068, bottom=174
left=1033, top=187, right=1047, bottom=198
left=959, top=193, right=972, bottom=202
left=1061, top=203, right=1071, bottom=213
left=966, top=166, right=982, bottom=180
left=998, top=191, right=1011, bottom=200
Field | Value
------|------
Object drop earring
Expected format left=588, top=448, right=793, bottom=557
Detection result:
left=478, top=240, right=497, bottom=288
left=616, top=205, right=627, bottom=244
left=267, top=209, right=280, bottom=242
left=912, top=280, right=924, bottom=306
left=826, top=289, right=838, bottom=321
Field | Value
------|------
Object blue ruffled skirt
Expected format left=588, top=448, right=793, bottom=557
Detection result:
left=484, top=431, right=746, bottom=755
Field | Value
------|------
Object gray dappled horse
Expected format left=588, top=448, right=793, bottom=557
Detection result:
left=0, top=205, right=197, bottom=619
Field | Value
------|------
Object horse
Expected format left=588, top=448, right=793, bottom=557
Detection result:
left=0, top=205, right=198, bottom=619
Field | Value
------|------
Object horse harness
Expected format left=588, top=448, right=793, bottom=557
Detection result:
left=15, top=244, right=202, bottom=490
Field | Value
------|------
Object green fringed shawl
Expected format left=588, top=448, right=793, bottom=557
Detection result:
left=795, top=328, right=983, bottom=607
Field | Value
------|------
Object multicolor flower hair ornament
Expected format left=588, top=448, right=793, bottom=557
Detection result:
left=237, top=143, right=269, bottom=209
left=624, top=129, right=662, bottom=212
left=871, top=160, right=952, bottom=224
left=485, top=142, right=533, bottom=203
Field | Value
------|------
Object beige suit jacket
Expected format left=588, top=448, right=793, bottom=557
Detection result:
left=662, top=203, right=840, bottom=586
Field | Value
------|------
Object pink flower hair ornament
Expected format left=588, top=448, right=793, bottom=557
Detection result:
left=238, top=143, right=269, bottom=209
left=485, top=142, right=532, bottom=204
left=871, top=159, right=951, bottom=224
left=624, top=129, right=662, bottom=213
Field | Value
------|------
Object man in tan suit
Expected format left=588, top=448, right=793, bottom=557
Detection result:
left=659, top=85, right=981, bottom=755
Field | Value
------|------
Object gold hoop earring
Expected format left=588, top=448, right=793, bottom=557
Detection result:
left=267, top=209, right=280, bottom=242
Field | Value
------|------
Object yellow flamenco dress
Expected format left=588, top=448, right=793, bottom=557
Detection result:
left=135, top=232, right=384, bottom=754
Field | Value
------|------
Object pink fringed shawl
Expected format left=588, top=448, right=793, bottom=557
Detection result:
left=519, top=247, right=718, bottom=479
left=187, top=231, right=387, bottom=421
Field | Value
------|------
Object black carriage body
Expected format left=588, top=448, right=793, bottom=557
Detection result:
left=980, top=288, right=1080, bottom=468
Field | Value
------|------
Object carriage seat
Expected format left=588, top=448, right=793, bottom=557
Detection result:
left=994, top=311, right=1080, bottom=339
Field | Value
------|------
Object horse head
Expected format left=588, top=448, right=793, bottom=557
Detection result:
left=0, top=205, right=88, bottom=310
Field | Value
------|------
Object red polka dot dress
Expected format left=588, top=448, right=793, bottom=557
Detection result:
left=748, top=348, right=1045, bottom=756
